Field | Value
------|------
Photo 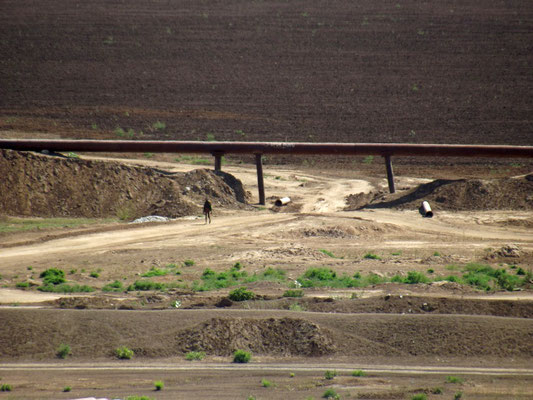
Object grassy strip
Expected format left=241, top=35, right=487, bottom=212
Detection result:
left=0, top=216, right=114, bottom=233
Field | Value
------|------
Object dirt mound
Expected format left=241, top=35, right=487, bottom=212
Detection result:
left=357, top=177, right=533, bottom=212
left=0, top=149, right=249, bottom=219
left=175, top=317, right=336, bottom=356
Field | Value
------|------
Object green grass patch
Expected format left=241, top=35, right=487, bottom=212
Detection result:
left=127, top=280, right=165, bottom=291
left=319, top=249, right=336, bottom=258
left=324, top=370, right=337, bottom=380
left=141, top=266, right=169, bottom=277
left=38, top=283, right=94, bottom=293
left=411, top=394, right=427, bottom=400
left=40, top=268, right=66, bottom=285
left=446, top=376, right=464, bottom=384
left=57, top=343, right=71, bottom=359
left=322, top=388, right=339, bottom=399
left=297, top=267, right=385, bottom=288
left=102, top=280, right=123, bottom=292
left=153, top=380, right=164, bottom=391
left=229, top=287, right=255, bottom=301
left=115, top=346, right=134, bottom=360
left=0, top=217, right=112, bottom=234
left=0, top=384, right=12, bottom=392
left=261, top=379, right=273, bottom=387
left=233, top=349, right=251, bottom=363
left=363, top=252, right=381, bottom=260
left=352, top=370, right=366, bottom=377
left=185, top=351, right=205, bottom=361
left=283, top=289, right=304, bottom=297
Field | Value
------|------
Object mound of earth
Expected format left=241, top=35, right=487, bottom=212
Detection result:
left=349, top=176, right=533, bottom=212
left=175, top=317, right=336, bottom=356
left=0, top=149, right=249, bottom=219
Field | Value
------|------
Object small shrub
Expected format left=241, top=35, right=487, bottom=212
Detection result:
left=185, top=351, right=205, bottom=361
left=16, top=281, right=30, bottom=288
left=0, top=384, right=12, bottom=392
left=289, top=303, right=303, bottom=311
left=411, top=394, right=427, bottom=400
left=40, top=268, right=66, bottom=285
left=363, top=252, right=381, bottom=260
left=433, top=251, right=441, bottom=257
left=233, top=349, right=251, bottom=363
left=154, top=380, right=164, bottom=391
left=127, top=280, right=164, bottom=291
left=446, top=376, right=463, bottom=384
left=102, top=280, right=123, bottom=292
left=290, top=372, right=295, bottom=378
left=38, top=284, right=94, bottom=293
left=427, top=268, right=434, bottom=274
left=283, top=289, right=304, bottom=297
left=431, top=387, right=443, bottom=394
left=454, top=392, right=463, bottom=400
left=324, top=370, right=337, bottom=380
left=322, top=388, right=339, bottom=399
left=404, top=271, right=429, bottom=284
left=229, top=287, right=255, bottom=301
left=153, top=121, right=166, bottom=131
left=57, top=343, right=71, bottom=359
left=90, top=271, right=100, bottom=278
left=116, top=346, right=134, bottom=360
left=63, top=386, right=72, bottom=392
left=516, top=267, right=526, bottom=275
left=261, top=379, right=272, bottom=387
left=351, top=370, right=366, bottom=377
left=141, top=267, right=168, bottom=277
left=183, top=259, right=195, bottom=267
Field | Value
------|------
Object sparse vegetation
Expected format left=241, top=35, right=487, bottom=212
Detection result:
left=363, top=252, right=381, bottom=260
left=322, top=388, right=339, bottom=399
left=185, top=351, right=206, bottom=361
left=0, top=384, right=12, bottom=392
left=152, top=121, right=166, bottom=131
left=183, top=259, right=195, bottom=267
left=102, top=280, right=123, bottom=292
left=454, top=392, right=463, bottom=399
left=115, top=346, right=134, bottom=360
left=411, top=394, right=427, bottom=400
left=141, top=266, right=169, bottom=277
left=229, top=287, right=255, bottom=301
left=319, top=249, right=336, bottom=258
left=283, top=289, right=304, bottom=297
left=57, top=343, right=71, bottom=359
left=39, top=283, right=94, bottom=293
left=351, top=370, right=366, bottom=377
left=261, top=378, right=273, bottom=387
left=324, top=370, right=337, bottom=380
left=446, top=376, right=464, bottom=384
left=233, top=349, right=251, bottom=363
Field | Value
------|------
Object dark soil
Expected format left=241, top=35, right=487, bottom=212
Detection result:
left=0, top=149, right=249, bottom=218
left=347, top=176, right=533, bottom=211
left=1, top=309, right=532, bottom=360
left=1, top=0, right=532, bottom=147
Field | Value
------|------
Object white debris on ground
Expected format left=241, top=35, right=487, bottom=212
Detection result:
left=130, top=215, right=170, bottom=224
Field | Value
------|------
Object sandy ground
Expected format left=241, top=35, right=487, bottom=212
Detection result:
left=1, top=157, right=532, bottom=400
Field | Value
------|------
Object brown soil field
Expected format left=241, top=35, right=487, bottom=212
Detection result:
left=1, top=0, right=533, bottom=399
left=1, top=0, right=532, bottom=147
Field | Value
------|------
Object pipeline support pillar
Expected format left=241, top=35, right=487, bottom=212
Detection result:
left=384, top=155, right=395, bottom=194
left=255, top=153, right=266, bottom=205
left=212, top=152, right=224, bottom=172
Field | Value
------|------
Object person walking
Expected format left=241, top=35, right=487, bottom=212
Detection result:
left=203, top=198, right=212, bottom=224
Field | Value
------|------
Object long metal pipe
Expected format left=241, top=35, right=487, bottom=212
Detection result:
left=0, top=139, right=532, bottom=158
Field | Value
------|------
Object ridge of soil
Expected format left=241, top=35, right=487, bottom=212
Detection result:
left=1, top=309, right=531, bottom=360
left=0, top=149, right=249, bottom=219
left=346, top=176, right=533, bottom=211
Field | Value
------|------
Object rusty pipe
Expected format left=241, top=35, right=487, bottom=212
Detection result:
left=0, top=140, right=532, bottom=158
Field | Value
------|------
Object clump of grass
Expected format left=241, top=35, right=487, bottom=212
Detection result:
left=289, top=303, right=303, bottom=311
left=153, top=380, right=164, bottom=391
left=90, top=271, right=100, bottom=278
left=283, top=289, right=304, bottom=297
left=319, top=249, right=336, bottom=258
left=363, top=252, right=381, bottom=260
left=261, top=378, right=273, bottom=387
left=446, top=376, right=464, bottom=384
left=127, top=280, right=165, bottom=291
left=1, top=384, right=12, bottom=392
left=40, top=268, right=66, bottom=285
left=63, top=386, right=72, bottom=392
left=115, top=346, right=134, bottom=360
left=185, top=351, right=205, bottom=361
left=183, top=259, right=195, bottom=267
left=454, top=392, right=463, bottom=399
left=298, top=267, right=385, bottom=288
left=351, top=370, right=366, bottom=377
left=102, top=280, right=123, bottom=292
left=38, top=284, right=94, bottom=293
left=233, top=349, right=251, bottom=363
left=152, top=121, right=166, bottom=131
left=229, top=287, right=255, bottom=301
left=322, top=388, right=339, bottom=399
left=324, top=370, right=337, bottom=380
left=15, top=281, right=30, bottom=288
left=57, top=343, right=71, bottom=359
left=141, top=266, right=169, bottom=277
left=411, top=394, right=427, bottom=400
left=431, top=387, right=443, bottom=394
left=404, top=271, right=430, bottom=284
